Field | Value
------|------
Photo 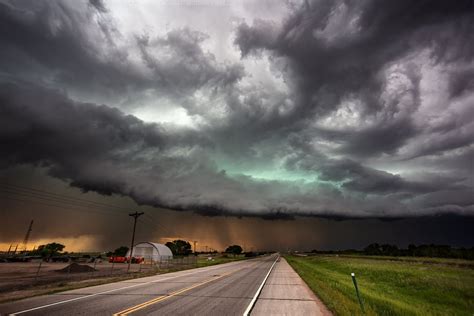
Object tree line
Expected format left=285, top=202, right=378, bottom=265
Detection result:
left=311, top=243, right=474, bottom=260
left=106, top=241, right=245, bottom=257
left=164, top=240, right=244, bottom=256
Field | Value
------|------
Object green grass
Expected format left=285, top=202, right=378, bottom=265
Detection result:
left=332, top=254, right=474, bottom=268
left=196, top=254, right=246, bottom=267
left=285, top=255, right=474, bottom=316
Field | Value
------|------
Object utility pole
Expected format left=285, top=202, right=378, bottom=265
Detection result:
left=22, top=220, right=34, bottom=252
left=193, top=241, right=197, bottom=254
left=127, top=211, right=144, bottom=272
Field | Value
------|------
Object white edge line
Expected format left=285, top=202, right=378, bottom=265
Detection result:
left=9, top=259, right=249, bottom=315
left=242, top=254, right=279, bottom=316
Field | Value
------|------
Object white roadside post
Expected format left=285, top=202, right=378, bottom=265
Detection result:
left=351, top=272, right=365, bottom=313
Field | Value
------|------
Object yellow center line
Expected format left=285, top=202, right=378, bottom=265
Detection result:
left=113, top=262, right=258, bottom=316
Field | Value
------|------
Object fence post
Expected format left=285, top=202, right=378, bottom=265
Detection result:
left=110, top=258, right=115, bottom=275
left=91, top=258, right=98, bottom=277
left=67, top=258, right=72, bottom=275
left=35, top=258, right=43, bottom=282
left=351, top=273, right=365, bottom=313
left=35, top=259, right=43, bottom=282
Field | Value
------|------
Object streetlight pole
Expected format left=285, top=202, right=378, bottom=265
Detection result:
left=127, top=211, right=144, bottom=272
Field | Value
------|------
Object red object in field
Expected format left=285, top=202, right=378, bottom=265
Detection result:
left=109, top=256, right=127, bottom=263
left=109, top=256, right=144, bottom=263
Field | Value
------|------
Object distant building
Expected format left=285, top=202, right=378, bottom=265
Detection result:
left=126, top=242, right=173, bottom=262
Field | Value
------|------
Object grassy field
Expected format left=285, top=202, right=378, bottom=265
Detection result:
left=196, top=254, right=246, bottom=267
left=285, top=255, right=474, bottom=316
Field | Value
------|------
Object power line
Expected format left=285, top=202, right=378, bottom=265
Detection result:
left=0, top=188, right=126, bottom=214
left=0, top=183, right=131, bottom=209
left=144, top=213, right=179, bottom=236
left=1, top=185, right=178, bottom=234
left=0, top=192, right=126, bottom=216
left=1, top=184, right=180, bottom=239
left=0, top=183, right=131, bottom=211
left=0, top=184, right=137, bottom=217
left=1, top=195, right=126, bottom=217
left=140, top=215, right=177, bottom=237
left=3, top=194, right=180, bottom=250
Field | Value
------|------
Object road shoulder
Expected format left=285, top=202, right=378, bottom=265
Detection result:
left=252, top=257, right=332, bottom=316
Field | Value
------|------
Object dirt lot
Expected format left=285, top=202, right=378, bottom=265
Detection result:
left=0, top=260, right=160, bottom=302
left=0, top=256, right=200, bottom=303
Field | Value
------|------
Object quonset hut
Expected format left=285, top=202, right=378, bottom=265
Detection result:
left=126, top=242, right=173, bottom=262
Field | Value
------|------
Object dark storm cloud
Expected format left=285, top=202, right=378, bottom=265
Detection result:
left=234, top=0, right=474, bottom=157
left=135, top=28, right=244, bottom=99
left=449, top=68, right=474, bottom=98
left=0, top=81, right=333, bottom=216
left=0, top=80, right=424, bottom=218
left=0, top=0, right=243, bottom=105
left=312, top=118, right=419, bottom=158
left=0, top=81, right=209, bottom=189
left=0, top=1, right=136, bottom=96
left=284, top=147, right=467, bottom=196
left=88, top=0, right=107, bottom=13
left=0, top=0, right=473, bottom=220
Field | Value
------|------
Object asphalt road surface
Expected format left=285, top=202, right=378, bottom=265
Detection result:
left=0, top=254, right=330, bottom=315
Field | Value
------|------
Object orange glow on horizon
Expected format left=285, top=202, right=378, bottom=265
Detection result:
left=0, top=235, right=98, bottom=253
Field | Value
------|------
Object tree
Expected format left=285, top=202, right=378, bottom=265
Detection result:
left=225, top=245, right=243, bottom=256
left=380, top=244, right=399, bottom=256
left=165, top=240, right=192, bottom=256
left=108, top=246, right=129, bottom=257
left=363, top=243, right=381, bottom=255
left=37, top=242, right=65, bottom=258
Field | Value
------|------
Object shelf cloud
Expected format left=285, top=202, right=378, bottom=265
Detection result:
left=1, top=0, right=473, bottom=219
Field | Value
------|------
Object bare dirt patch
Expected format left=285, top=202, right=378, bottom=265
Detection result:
left=0, top=261, right=149, bottom=303
left=56, top=263, right=96, bottom=273
left=0, top=258, right=198, bottom=303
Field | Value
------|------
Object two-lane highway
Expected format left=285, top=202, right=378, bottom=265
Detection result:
left=0, top=255, right=278, bottom=315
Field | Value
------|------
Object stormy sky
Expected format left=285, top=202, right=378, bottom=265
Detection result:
left=1, top=0, right=473, bottom=250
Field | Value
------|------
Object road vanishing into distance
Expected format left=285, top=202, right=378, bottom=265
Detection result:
left=0, top=254, right=330, bottom=315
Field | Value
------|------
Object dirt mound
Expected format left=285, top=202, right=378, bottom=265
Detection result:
left=56, top=263, right=96, bottom=273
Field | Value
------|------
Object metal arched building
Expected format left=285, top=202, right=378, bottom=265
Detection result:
left=126, top=242, right=173, bottom=262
